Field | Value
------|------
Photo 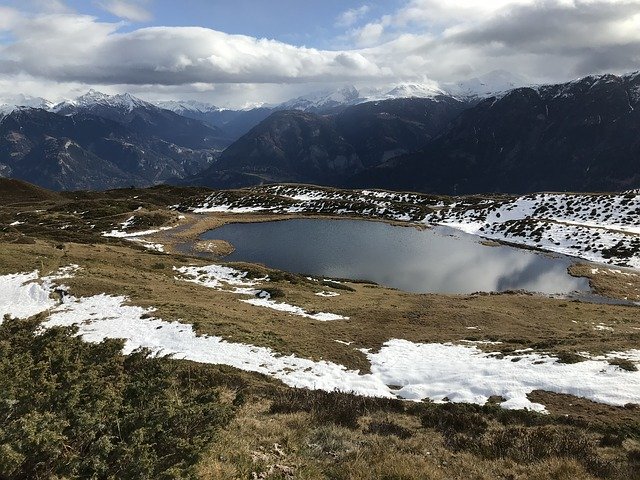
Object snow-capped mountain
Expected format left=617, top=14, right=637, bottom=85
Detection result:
left=382, top=83, right=447, bottom=99
left=352, top=71, right=640, bottom=194
left=278, top=86, right=364, bottom=112
left=0, top=95, right=54, bottom=119
left=362, top=82, right=448, bottom=102
left=52, top=89, right=153, bottom=114
left=274, top=75, right=524, bottom=112
left=0, top=104, right=14, bottom=118
left=444, top=70, right=529, bottom=98
left=154, top=99, right=221, bottom=114
left=534, top=71, right=640, bottom=102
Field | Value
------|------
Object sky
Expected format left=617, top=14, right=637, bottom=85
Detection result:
left=0, top=0, right=639, bottom=107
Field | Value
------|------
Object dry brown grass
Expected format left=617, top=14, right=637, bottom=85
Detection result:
left=570, top=263, right=640, bottom=302
left=196, top=395, right=618, bottom=480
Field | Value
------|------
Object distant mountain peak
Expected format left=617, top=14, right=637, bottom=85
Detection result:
left=365, top=82, right=446, bottom=101
left=154, top=99, right=221, bottom=114
left=0, top=94, right=54, bottom=118
left=54, top=90, right=152, bottom=113
left=444, top=70, right=530, bottom=98
left=278, top=85, right=364, bottom=111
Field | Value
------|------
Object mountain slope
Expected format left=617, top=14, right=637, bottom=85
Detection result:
left=335, top=96, right=469, bottom=167
left=204, top=110, right=362, bottom=186
left=350, top=73, right=640, bottom=194
left=0, top=108, right=219, bottom=190
left=188, top=96, right=469, bottom=187
left=54, top=91, right=231, bottom=149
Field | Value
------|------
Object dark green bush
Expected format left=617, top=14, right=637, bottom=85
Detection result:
left=269, top=389, right=404, bottom=429
left=608, top=358, right=638, bottom=372
left=0, top=318, right=233, bottom=479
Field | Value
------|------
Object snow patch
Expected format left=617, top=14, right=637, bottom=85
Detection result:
left=368, top=340, right=640, bottom=411
left=102, top=226, right=173, bottom=238
left=176, top=265, right=347, bottom=321
left=241, top=294, right=348, bottom=321
left=0, top=266, right=79, bottom=321
left=316, top=291, right=340, bottom=297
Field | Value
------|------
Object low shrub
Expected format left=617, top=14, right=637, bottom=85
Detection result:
left=420, top=403, right=489, bottom=437
left=556, top=351, right=587, bottom=364
left=269, top=389, right=404, bottom=429
left=321, top=280, right=356, bottom=292
left=0, top=318, right=234, bottom=479
left=608, top=358, right=638, bottom=372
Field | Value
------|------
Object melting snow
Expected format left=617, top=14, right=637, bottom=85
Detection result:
left=175, top=264, right=347, bottom=321
left=192, top=205, right=271, bottom=214
left=1, top=268, right=640, bottom=411
left=241, top=295, right=348, bottom=321
left=369, top=340, right=640, bottom=411
left=0, top=266, right=79, bottom=320
left=102, top=226, right=173, bottom=238
left=120, top=216, right=135, bottom=229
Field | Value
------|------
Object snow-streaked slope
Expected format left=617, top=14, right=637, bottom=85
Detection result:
left=2, top=267, right=640, bottom=411
left=435, top=193, right=640, bottom=268
left=183, top=186, right=640, bottom=269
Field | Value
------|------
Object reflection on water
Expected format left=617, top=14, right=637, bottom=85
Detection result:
left=202, top=219, right=589, bottom=295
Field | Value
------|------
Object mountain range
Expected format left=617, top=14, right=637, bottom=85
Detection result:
left=1, top=71, right=639, bottom=193
left=0, top=91, right=232, bottom=190
left=188, top=96, right=470, bottom=188
left=350, top=73, right=640, bottom=194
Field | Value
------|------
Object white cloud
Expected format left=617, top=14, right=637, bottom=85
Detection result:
left=0, top=7, right=20, bottom=30
left=1, top=1, right=640, bottom=107
left=354, top=22, right=385, bottom=46
left=97, top=0, right=152, bottom=22
left=0, top=14, right=389, bottom=87
left=29, top=0, right=73, bottom=14
left=335, top=5, right=370, bottom=27
left=355, top=0, right=640, bottom=81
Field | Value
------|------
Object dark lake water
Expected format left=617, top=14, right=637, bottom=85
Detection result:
left=202, top=219, right=590, bottom=295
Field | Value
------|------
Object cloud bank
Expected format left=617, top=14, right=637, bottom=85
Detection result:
left=0, top=1, right=639, bottom=106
